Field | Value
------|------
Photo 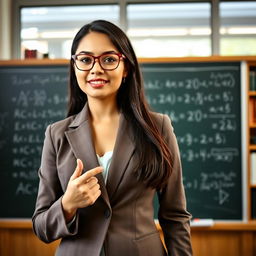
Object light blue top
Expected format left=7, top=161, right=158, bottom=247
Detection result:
left=96, top=151, right=113, bottom=184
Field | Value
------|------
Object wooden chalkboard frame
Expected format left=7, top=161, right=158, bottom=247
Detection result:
left=0, top=56, right=254, bottom=221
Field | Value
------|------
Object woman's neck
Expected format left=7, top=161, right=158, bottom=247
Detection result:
left=87, top=97, right=119, bottom=122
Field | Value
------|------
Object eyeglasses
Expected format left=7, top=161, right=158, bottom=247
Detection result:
left=72, top=52, right=125, bottom=71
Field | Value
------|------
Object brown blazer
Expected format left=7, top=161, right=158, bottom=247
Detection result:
left=32, top=104, right=193, bottom=256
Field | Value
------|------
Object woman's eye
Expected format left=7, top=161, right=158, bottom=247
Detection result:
left=103, top=56, right=117, bottom=63
left=79, top=57, right=92, bottom=64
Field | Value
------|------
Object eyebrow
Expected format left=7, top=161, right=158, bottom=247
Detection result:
left=77, top=50, right=118, bottom=55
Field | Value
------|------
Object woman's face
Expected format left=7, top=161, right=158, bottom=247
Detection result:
left=74, top=31, right=127, bottom=102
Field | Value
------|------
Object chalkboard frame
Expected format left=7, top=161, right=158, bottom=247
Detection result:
left=0, top=57, right=252, bottom=221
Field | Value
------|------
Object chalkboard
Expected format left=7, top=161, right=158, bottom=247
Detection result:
left=0, top=64, right=68, bottom=218
left=0, top=61, right=242, bottom=220
left=141, top=62, right=242, bottom=220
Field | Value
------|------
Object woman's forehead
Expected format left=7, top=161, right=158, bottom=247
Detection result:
left=76, top=31, right=118, bottom=54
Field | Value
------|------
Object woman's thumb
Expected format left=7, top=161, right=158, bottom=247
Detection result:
left=70, top=159, right=84, bottom=180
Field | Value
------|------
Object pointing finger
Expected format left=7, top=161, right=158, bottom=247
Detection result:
left=79, top=166, right=103, bottom=183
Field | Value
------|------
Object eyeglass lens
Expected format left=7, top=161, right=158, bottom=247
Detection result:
left=75, top=53, right=121, bottom=71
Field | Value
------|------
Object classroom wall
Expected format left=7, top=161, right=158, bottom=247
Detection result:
left=0, top=3, right=255, bottom=254
left=0, top=0, right=12, bottom=59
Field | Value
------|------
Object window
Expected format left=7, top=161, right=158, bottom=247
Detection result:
left=127, top=3, right=211, bottom=57
left=17, top=1, right=256, bottom=59
left=220, top=1, right=256, bottom=55
left=21, top=5, right=119, bottom=59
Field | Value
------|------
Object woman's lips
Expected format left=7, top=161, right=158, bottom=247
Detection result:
left=88, top=79, right=108, bottom=88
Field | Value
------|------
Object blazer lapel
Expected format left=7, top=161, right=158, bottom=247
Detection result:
left=106, top=113, right=135, bottom=200
left=64, top=104, right=110, bottom=207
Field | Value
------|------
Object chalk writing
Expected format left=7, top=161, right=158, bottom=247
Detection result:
left=177, top=133, right=227, bottom=146
left=15, top=182, right=38, bottom=195
left=143, top=63, right=241, bottom=219
left=0, top=63, right=242, bottom=219
left=183, top=171, right=236, bottom=205
left=0, top=66, right=68, bottom=218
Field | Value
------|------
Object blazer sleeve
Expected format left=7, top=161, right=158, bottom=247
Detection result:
left=157, top=114, right=193, bottom=256
left=32, top=124, right=79, bottom=243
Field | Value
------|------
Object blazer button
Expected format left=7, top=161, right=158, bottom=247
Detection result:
left=104, top=209, right=111, bottom=219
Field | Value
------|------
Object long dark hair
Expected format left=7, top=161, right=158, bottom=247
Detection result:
left=67, top=20, right=172, bottom=190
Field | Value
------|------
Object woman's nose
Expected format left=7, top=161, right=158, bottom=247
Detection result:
left=90, top=59, right=104, bottom=74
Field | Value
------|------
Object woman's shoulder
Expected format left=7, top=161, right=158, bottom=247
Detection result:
left=46, top=104, right=89, bottom=137
left=149, top=111, right=169, bottom=124
left=149, top=111, right=173, bottom=132
left=150, top=111, right=163, bottom=118
left=46, top=114, right=76, bottom=136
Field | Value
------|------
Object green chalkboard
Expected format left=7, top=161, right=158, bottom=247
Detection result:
left=0, top=61, right=242, bottom=220
left=0, top=64, right=68, bottom=218
left=141, top=62, right=242, bottom=220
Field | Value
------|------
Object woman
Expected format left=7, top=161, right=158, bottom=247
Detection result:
left=32, top=20, right=193, bottom=256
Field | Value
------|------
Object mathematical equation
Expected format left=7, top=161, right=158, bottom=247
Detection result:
left=12, top=90, right=68, bottom=107
left=144, top=72, right=235, bottom=90
left=181, top=148, right=239, bottom=162
left=4, top=72, right=68, bottom=197
left=177, top=133, right=227, bottom=146
left=147, top=91, right=234, bottom=106
left=12, top=158, right=41, bottom=195
left=183, top=171, right=237, bottom=205
left=11, top=74, right=68, bottom=86
left=142, top=66, right=242, bottom=213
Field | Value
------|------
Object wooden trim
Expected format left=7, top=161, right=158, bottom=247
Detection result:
left=2, top=220, right=256, bottom=231
left=248, top=62, right=256, bottom=220
left=138, top=56, right=256, bottom=63
left=249, top=92, right=256, bottom=96
left=156, top=222, right=256, bottom=232
left=247, top=62, right=252, bottom=220
left=0, top=220, right=32, bottom=229
left=248, top=61, right=256, bottom=66
left=249, top=145, right=256, bottom=150
left=192, top=222, right=256, bottom=231
left=0, top=59, right=69, bottom=66
left=0, top=56, right=256, bottom=66
left=247, top=65, right=250, bottom=220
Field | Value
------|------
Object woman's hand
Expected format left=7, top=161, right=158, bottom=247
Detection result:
left=61, top=159, right=103, bottom=222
